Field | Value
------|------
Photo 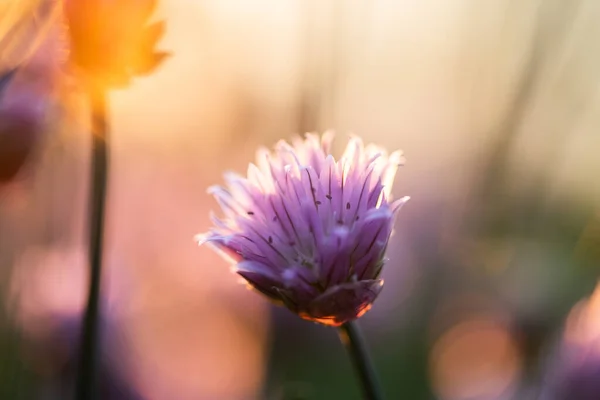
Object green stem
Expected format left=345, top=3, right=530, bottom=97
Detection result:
left=339, top=321, right=385, bottom=400
left=76, top=87, right=109, bottom=400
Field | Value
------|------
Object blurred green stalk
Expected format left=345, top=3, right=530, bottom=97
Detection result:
left=339, top=321, right=384, bottom=400
left=76, top=86, right=109, bottom=400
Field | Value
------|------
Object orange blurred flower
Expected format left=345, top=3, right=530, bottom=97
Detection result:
left=63, top=0, right=169, bottom=88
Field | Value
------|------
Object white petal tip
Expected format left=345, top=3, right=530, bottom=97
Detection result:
left=206, top=185, right=221, bottom=195
left=194, top=233, right=214, bottom=246
left=391, top=196, right=410, bottom=213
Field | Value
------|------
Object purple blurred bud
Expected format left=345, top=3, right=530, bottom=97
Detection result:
left=541, top=286, right=600, bottom=400
left=198, top=132, right=409, bottom=326
left=9, top=247, right=143, bottom=399
left=0, top=70, right=46, bottom=183
left=551, top=348, right=600, bottom=400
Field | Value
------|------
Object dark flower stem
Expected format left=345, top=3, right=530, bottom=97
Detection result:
left=339, top=321, right=384, bottom=400
left=76, top=86, right=109, bottom=400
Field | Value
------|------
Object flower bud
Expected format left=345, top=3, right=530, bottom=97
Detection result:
left=198, top=132, right=409, bottom=326
left=541, top=283, right=600, bottom=400
left=0, top=70, right=46, bottom=183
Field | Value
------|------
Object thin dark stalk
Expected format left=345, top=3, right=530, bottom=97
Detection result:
left=339, top=321, right=384, bottom=400
left=76, top=87, right=109, bottom=400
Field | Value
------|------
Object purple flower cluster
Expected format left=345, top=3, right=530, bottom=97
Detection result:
left=198, top=132, right=408, bottom=326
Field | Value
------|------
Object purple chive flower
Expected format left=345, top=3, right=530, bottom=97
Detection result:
left=197, top=132, right=409, bottom=326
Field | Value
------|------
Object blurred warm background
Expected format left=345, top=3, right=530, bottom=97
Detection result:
left=1, top=0, right=600, bottom=399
